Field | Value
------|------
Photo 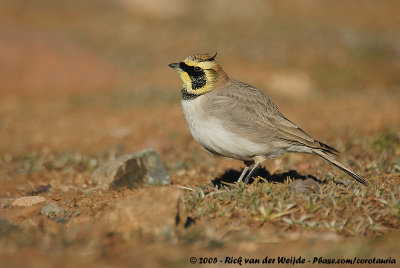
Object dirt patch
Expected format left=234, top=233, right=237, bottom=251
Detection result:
left=0, top=25, right=116, bottom=97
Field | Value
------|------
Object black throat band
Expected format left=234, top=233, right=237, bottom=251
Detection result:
left=181, top=88, right=200, bottom=100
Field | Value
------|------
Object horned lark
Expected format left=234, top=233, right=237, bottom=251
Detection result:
left=168, top=53, right=368, bottom=185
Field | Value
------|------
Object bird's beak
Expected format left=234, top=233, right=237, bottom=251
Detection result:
left=168, top=62, right=182, bottom=71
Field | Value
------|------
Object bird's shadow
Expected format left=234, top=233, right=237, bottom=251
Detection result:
left=212, top=166, right=323, bottom=188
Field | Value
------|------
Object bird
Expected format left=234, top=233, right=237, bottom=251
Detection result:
left=168, top=53, right=368, bottom=185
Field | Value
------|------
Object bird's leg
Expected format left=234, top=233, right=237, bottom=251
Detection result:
left=237, top=160, right=253, bottom=183
left=243, top=161, right=260, bottom=183
left=237, top=166, right=249, bottom=183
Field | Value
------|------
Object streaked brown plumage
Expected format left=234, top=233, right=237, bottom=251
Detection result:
left=169, top=53, right=368, bottom=185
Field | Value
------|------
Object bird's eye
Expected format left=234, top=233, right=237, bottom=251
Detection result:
left=194, top=66, right=202, bottom=72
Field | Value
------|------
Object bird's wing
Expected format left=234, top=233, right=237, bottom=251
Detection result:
left=207, top=80, right=339, bottom=155
left=206, top=81, right=279, bottom=142
left=276, top=115, right=339, bottom=155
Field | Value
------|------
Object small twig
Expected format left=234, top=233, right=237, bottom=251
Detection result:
left=177, top=185, right=196, bottom=191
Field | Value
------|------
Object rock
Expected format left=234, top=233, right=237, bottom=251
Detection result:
left=91, top=148, right=170, bottom=189
left=12, top=196, right=46, bottom=207
left=41, top=202, right=64, bottom=216
left=289, top=178, right=321, bottom=194
left=41, top=203, right=68, bottom=223
left=101, top=187, right=182, bottom=239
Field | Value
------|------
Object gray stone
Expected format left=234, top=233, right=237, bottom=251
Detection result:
left=41, top=202, right=64, bottom=216
left=289, top=178, right=321, bottom=194
left=91, top=148, right=170, bottom=189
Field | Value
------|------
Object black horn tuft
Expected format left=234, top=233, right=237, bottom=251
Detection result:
left=205, top=52, right=217, bottom=61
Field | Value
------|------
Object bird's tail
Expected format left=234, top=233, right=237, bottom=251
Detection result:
left=312, top=148, right=368, bottom=186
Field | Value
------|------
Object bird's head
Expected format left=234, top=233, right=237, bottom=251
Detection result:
left=168, top=53, right=228, bottom=96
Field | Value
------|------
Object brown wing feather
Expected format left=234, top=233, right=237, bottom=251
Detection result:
left=207, top=80, right=339, bottom=156
left=206, top=80, right=280, bottom=143
left=276, top=117, right=340, bottom=156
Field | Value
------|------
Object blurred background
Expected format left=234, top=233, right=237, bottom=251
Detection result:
left=1, top=0, right=399, bottom=154
left=1, top=1, right=400, bottom=266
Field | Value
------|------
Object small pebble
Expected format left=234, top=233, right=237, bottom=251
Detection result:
left=13, top=196, right=46, bottom=207
left=41, top=202, right=64, bottom=216
left=289, top=178, right=321, bottom=194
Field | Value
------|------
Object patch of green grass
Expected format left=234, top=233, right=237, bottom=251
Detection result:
left=343, top=133, right=400, bottom=173
left=182, top=177, right=400, bottom=237
left=371, top=132, right=400, bottom=153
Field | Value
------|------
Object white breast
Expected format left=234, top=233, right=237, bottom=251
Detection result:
left=181, top=98, right=269, bottom=161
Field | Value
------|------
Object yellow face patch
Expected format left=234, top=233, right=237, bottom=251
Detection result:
left=178, top=71, right=192, bottom=90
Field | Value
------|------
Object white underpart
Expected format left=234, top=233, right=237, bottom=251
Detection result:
left=181, top=98, right=279, bottom=161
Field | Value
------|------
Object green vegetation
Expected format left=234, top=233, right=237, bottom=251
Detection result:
left=182, top=176, right=399, bottom=237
